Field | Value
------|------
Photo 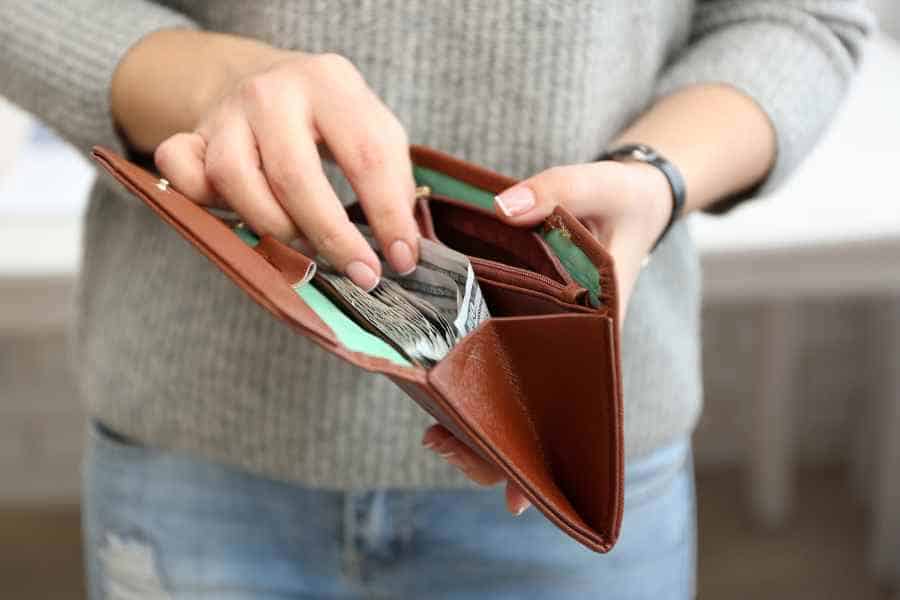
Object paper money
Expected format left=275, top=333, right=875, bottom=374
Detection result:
left=313, top=225, right=490, bottom=365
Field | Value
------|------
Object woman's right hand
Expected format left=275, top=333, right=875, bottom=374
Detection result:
left=113, top=31, right=419, bottom=289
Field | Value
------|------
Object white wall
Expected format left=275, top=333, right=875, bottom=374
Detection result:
left=0, top=98, right=31, bottom=178
left=869, top=0, right=900, bottom=39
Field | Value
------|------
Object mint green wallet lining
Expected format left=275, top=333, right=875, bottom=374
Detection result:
left=294, top=283, right=410, bottom=366
left=232, top=167, right=602, bottom=363
left=412, top=166, right=496, bottom=211
left=235, top=226, right=411, bottom=366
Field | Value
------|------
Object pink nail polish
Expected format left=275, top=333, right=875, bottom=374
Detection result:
left=421, top=429, right=440, bottom=450
left=388, top=240, right=416, bottom=275
left=345, top=261, right=379, bottom=291
left=437, top=450, right=466, bottom=467
left=494, top=187, right=535, bottom=217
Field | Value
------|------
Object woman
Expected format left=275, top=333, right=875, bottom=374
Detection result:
left=0, top=2, right=871, bottom=598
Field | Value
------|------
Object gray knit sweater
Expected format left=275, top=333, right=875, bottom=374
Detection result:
left=0, top=1, right=871, bottom=488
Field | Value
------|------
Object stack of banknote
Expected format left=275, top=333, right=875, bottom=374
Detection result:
left=314, top=226, right=490, bottom=366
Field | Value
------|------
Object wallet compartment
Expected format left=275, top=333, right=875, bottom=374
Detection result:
left=426, top=313, right=623, bottom=552
left=427, top=196, right=573, bottom=285
left=477, top=278, right=594, bottom=317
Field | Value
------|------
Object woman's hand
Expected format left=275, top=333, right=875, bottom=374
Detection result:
left=493, top=160, right=673, bottom=317
left=115, top=31, right=419, bottom=289
left=423, top=159, right=673, bottom=515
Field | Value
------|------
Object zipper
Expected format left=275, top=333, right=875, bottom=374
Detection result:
left=469, top=257, right=589, bottom=306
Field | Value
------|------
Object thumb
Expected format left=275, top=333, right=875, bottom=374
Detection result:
left=493, top=170, right=558, bottom=227
left=493, top=164, right=602, bottom=227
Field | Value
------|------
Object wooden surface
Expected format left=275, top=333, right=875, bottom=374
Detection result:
left=0, top=506, right=85, bottom=600
left=698, top=468, right=889, bottom=599
left=870, top=302, right=900, bottom=584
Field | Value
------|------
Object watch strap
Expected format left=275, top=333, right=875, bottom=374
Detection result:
left=596, top=144, right=685, bottom=253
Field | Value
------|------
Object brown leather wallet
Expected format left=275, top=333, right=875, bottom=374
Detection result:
left=91, top=144, right=624, bottom=553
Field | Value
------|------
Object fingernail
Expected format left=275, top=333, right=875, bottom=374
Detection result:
left=345, top=261, right=379, bottom=291
left=421, top=429, right=438, bottom=450
left=388, top=240, right=416, bottom=275
left=440, top=451, right=471, bottom=472
left=514, top=502, right=530, bottom=517
left=494, top=187, right=535, bottom=217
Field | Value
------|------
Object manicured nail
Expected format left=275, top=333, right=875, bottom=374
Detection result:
left=494, top=187, right=535, bottom=217
left=422, top=428, right=443, bottom=451
left=388, top=240, right=416, bottom=275
left=440, top=451, right=471, bottom=472
left=345, top=260, right=379, bottom=292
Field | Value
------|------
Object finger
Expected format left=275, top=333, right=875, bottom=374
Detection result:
left=311, top=66, right=418, bottom=274
left=494, top=163, right=614, bottom=226
left=505, top=482, right=531, bottom=516
left=154, top=132, right=220, bottom=206
left=288, top=234, right=316, bottom=257
left=422, top=424, right=505, bottom=486
left=203, top=117, right=298, bottom=242
left=247, top=86, right=382, bottom=290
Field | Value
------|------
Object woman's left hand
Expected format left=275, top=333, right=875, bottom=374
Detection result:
left=422, top=159, right=674, bottom=515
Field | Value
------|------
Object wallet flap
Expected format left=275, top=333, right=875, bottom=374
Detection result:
left=91, top=146, right=335, bottom=346
left=427, top=313, right=624, bottom=552
left=92, top=147, right=428, bottom=380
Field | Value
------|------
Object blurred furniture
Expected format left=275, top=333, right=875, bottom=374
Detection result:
left=690, top=34, right=900, bottom=586
left=0, top=103, right=93, bottom=505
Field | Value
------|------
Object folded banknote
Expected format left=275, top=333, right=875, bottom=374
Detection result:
left=313, top=225, right=490, bottom=366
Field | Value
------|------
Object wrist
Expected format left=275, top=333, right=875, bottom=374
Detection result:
left=598, top=142, right=686, bottom=253
left=200, top=33, right=289, bottom=113
left=111, top=29, right=283, bottom=152
left=620, top=161, right=674, bottom=250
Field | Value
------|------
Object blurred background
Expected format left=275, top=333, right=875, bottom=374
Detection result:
left=2, top=2, right=899, bottom=598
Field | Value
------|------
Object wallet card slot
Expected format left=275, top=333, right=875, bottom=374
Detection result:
left=411, top=153, right=609, bottom=308
left=471, top=258, right=592, bottom=308
left=478, top=278, right=593, bottom=317
left=427, top=198, right=573, bottom=285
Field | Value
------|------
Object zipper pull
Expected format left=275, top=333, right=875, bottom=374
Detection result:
left=561, top=283, right=588, bottom=306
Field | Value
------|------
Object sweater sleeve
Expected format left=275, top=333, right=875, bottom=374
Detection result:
left=655, top=0, right=874, bottom=199
left=0, top=0, right=197, bottom=157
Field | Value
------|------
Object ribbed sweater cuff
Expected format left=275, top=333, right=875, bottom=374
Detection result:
left=655, top=11, right=870, bottom=197
left=0, top=1, right=197, bottom=156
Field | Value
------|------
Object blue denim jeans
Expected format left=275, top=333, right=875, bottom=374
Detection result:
left=83, top=421, right=695, bottom=599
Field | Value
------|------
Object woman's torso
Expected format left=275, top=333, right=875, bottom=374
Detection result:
left=78, top=0, right=703, bottom=488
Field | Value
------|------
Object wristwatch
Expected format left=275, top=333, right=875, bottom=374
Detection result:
left=596, top=143, right=686, bottom=253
